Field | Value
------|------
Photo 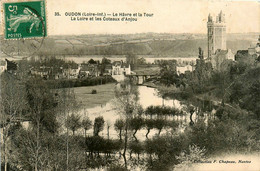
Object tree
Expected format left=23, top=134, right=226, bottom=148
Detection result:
left=56, top=81, right=77, bottom=171
left=81, top=117, right=92, bottom=138
left=185, top=105, right=196, bottom=126
left=114, top=80, right=141, bottom=168
left=137, top=57, right=146, bottom=65
left=126, top=52, right=138, bottom=70
left=114, top=119, right=125, bottom=141
left=190, top=59, right=212, bottom=93
left=154, top=119, right=166, bottom=136
left=0, top=73, right=27, bottom=171
left=129, top=141, right=144, bottom=160
left=106, top=120, right=111, bottom=139
left=101, top=57, right=111, bottom=74
left=129, top=117, right=144, bottom=141
left=101, top=57, right=111, bottom=65
left=7, top=77, right=61, bottom=171
left=88, top=59, right=97, bottom=64
left=93, top=116, right=105, bottom=136
left=245, top=80, right=260, bottom=118
left=65, top=113, right=81, bottom=135
left=158, top=60, right=178, bottom=86
left=145, top=119, right=155, bottom=139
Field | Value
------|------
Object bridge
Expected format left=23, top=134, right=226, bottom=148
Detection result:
left=126, top=73, right=158, bottom=85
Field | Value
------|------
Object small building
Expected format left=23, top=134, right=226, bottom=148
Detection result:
left=79, top=63, right=100, bottom=78
left=30, top=66, right=51, bottom=79
left=63, top=64, right=80, bottom=79
left=211, top=49, right=234, bottom=70
left=112, top=61, right=122, bottom=75
left=111, top=61, right=131, bottom=75
left=176, top=65, right=194, bottom=75
left=120, top=63, right=131, bottom=75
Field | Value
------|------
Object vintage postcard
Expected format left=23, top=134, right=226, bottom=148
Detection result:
left=0, top=0, right=259, bottom=171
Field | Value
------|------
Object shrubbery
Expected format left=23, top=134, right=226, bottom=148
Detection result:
left=91, top=89, right=97, bottom=94
left=86, top=136, right=123, bottom=156
left=47, top=76, right=116, bottom=88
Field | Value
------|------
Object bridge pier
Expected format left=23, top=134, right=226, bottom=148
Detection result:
left=126, top=74, right=157, bottom=85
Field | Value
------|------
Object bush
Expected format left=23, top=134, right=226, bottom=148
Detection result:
left=153, top=118, right=167, bottom=135
left=108, top=164, right=128, bottom=171
left=91, top=89, right=97, bottom=94
left=93, top=116, right=105, bottom=136
left=46, top=76, right=116, bottom=88
left=129, top=141, right=144, bottom=157
left=86, top=136, right=123, bottom=154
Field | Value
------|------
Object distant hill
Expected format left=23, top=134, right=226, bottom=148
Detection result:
left=1, top=33, right=259, bottom=58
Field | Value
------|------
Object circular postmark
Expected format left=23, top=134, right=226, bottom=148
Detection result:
left=1, top=1, right=47, bottom=59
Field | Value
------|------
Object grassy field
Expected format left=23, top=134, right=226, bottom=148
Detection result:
left=73, top=83, right=116, bottom=109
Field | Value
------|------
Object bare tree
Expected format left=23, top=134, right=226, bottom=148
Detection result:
left=24, top=78, right=60, bottom=171
left=113, top=80, right=141, bottom=169
left=0, top=73, right=27, bottom=171
left=56, top=85, right=78, bottom=171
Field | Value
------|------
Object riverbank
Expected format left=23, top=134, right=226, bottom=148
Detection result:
left=142, top=80, right=160, bottom=88
left=73, top=83, right=116, bottom=109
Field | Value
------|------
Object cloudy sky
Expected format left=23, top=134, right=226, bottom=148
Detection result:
left=1, top=0, right=259, bottom=35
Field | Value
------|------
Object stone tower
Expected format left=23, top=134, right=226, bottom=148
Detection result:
left=207, top=11, right=226, bottom=58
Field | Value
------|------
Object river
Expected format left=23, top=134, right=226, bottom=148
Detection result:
left=78, top=83, right=191, bottom=141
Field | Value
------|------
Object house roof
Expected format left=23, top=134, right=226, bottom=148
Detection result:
left=80, top=64, right=99, bottom=72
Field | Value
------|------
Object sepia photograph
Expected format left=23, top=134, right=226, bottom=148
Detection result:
left=0, top=0, right=259, bottom=170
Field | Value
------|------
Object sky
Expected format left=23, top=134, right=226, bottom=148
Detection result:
left=0, top=0, right=259, bottom=35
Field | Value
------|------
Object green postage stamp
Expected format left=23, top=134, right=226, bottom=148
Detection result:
left=3, top=1, right=47, bottom=39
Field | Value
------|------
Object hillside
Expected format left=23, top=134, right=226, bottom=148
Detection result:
left=1, top=33, right=259, bottom=58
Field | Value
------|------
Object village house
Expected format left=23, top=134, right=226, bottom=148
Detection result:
left=111, top=61, right=131, bottom=75
left=79, top=64, right=90, bottom=78
left=176, top=64, right=194, bottom=75
left=79, top=63, right=100, bottom=78
left=30, top=62, right=80, bottom=80
left=112, top=61, right=121, bottom=75
left=63, top=63, right=80, bottom=79
left=30, top=66, right=51, bottom=79
left=120, top=63, right=131, bottom=75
